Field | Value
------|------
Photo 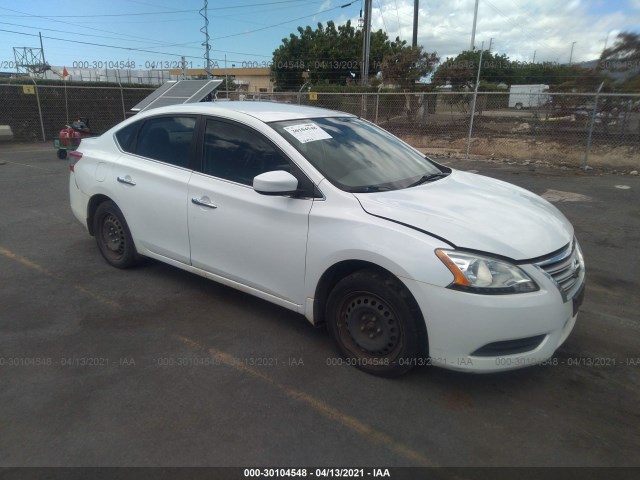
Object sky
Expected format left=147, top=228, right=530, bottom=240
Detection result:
left=1, top=0, right=640, bottom=74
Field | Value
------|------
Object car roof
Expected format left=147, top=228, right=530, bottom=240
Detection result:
left=135, top=101, right=355, bottom=123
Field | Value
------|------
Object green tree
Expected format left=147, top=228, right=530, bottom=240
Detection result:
left=218, top=76, right=237, bottom=95
left=600, top=32, right=640, bottom=68
left=381, top=46, right=439, bottom=88
left=598, top=31, right=640, bottom=92
left=381, top=46, right=440, bottom=120
left=271, top=20, right=405, bottom=90
left=433, top=50, right=606, bottom=91
left=432, top=50, right=514, bottom=86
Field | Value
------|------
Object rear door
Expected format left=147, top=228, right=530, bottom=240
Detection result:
left=113, top=115, right=197, bottom=264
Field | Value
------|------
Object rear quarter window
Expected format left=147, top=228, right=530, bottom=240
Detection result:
left=114, top=121, right=141, bottom=153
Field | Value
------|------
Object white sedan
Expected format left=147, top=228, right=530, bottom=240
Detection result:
left=69, top=101, right=585, bottom=376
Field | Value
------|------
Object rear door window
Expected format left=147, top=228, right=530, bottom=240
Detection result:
left=134, top=116, right=197, bottom=168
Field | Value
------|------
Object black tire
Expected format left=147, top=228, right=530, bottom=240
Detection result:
left=57, top=149, right=67, bottom=159
left=326, top=269, right=425, bottom=377
left=515, top=103, right=523, bottom=110
left=93, top=201, right=139, bottom=269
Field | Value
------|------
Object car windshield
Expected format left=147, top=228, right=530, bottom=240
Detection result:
left=270, top=117, right=446, bottom=192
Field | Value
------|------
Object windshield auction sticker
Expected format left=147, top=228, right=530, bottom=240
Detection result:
left=283, top=123, right=332, bottom=143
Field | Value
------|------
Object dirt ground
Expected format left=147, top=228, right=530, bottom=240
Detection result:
left=405, top=134, right=640, bottom=173
left=391, top=109, right=640, bottom=172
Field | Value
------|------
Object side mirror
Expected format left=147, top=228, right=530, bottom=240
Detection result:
left=253, top=170, right=299, bottom=196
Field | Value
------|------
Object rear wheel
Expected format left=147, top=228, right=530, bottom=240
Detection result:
left=57, top=149, right=67, bottom=159
left=93, top=201, right=138, bottom=268
left=515, top=102, right=523, bottom=110
left=326, top=269, right=425, bottom=377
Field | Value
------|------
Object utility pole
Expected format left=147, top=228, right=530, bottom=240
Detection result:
left=569, top=41, right=576, bottom=65
left=532, top=50, right=536, bottom=63
left=361, top=0, right=372, bottom=86
left=466, top=41, right=484, bottom=160
left=225, top=54, right=229, bottom=98
left=200, top=0, right=212, bottom=77
left=470, top=0, right=479, bottom=50
left=412, top=0, right=419, bottom=48
left=181, top=56, right=187, bottom=79
left=488, top=37, right=493, bottom=52
left=39, top=32, right=46, bottom=67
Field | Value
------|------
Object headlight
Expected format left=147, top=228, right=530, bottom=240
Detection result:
left=435, top=249, right=539, bottom=294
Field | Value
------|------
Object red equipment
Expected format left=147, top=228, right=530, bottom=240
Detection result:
left=54, top=118, right=92, bottom=159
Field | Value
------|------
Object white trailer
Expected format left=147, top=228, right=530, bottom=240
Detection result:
left=509, top=84, right=550, bottom=109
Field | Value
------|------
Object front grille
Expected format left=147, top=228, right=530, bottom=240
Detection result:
left=535, top=240, right=584, bottom=299
left=471, top=334, right=546, bottom=357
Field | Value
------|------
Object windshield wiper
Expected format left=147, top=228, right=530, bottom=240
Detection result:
left=350, top=185, right=394, bottom=193
left=407, top=172, right=450, bottom=188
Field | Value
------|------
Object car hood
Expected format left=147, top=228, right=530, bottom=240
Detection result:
left=354, top=170, right=573, bottom=261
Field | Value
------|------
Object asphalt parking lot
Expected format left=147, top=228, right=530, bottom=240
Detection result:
left=0, top=142, right=639, bottom=468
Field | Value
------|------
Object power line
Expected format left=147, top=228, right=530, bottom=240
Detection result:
left=0, top=1, right=312, bottom=18
left=0, top=6, right=184, bottom=47
left=56, top=17, right=196, bottom=25
left=210, top=1, right=358, bottom=41
left=393, top=0, right=402, bottom=28
left=206, top=1, right=328, bottom=21
left=375, top=0, right=391, bottom=36
left=0, top=21, right=184, bottom=48
left=0, top=28, right=251, bottom=66
left=374, top=0, right=398, bottom=53
left=0, top=9, right=199, bottom=18
left=0, top=18, right=275, bottom=58
left=0, top=22, right=420, bottom=65
left=198, top=0, right=312, bottom=11
left=3, top=25, right=418, bottom=65
left=1, top=2, right=356, bottom=56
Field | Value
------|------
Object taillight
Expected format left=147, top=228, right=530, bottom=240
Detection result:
left=69, top=150, right=83, bottom=172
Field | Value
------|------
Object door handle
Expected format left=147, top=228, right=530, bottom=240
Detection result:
left=117, top=176, right=136, bottom=186
left=191, top=197, right=217, bottom=209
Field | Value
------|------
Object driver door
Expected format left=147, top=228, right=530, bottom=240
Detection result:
left=187, top=117, right=315, bottom=305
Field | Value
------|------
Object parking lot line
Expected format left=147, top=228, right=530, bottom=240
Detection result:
left=174, top=334, right=436, bottom=467
left=0, top=239, right=433, bottom=466
left=0, top=245, right=120, bottom=309
left=0, top=158, right=57, bottom=171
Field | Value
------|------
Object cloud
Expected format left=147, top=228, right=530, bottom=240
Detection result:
left=319, top=1, right=333, bottom=13
left=355, top=0, right=640, bottom=63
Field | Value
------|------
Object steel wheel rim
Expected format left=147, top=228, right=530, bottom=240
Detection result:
left=338, top=292, right=403, bottom=357
left=101, top=214, right=125, bottom=255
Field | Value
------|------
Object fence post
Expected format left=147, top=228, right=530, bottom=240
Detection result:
left=582, top=82, right=604, bottom=171
left=361, top=93, right=367, bottom=119
left=116, top=70, right=126, bottom=120
left=621, top=98, right=631, bottom=135
left=466, top=43, right=484, bottom=160
left=63, top=78, right=69, bottom=125
left=31, top=77, right=46, bottom=142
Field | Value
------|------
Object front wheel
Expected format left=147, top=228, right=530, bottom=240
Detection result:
left=93, top=201, right=139, bottom=268
left=326, top=269, right=425, bottom=377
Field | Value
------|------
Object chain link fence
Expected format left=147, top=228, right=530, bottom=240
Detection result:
left=231, top=91, right=640, bottom=169
left=232, top=92, right=640, bottom=170
left=0, top=82, right=154, bottom=142
left=1, top=83, right=639, bottom=169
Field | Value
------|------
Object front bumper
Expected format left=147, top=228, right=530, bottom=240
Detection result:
left=403, top=264, right=584, bottom=373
